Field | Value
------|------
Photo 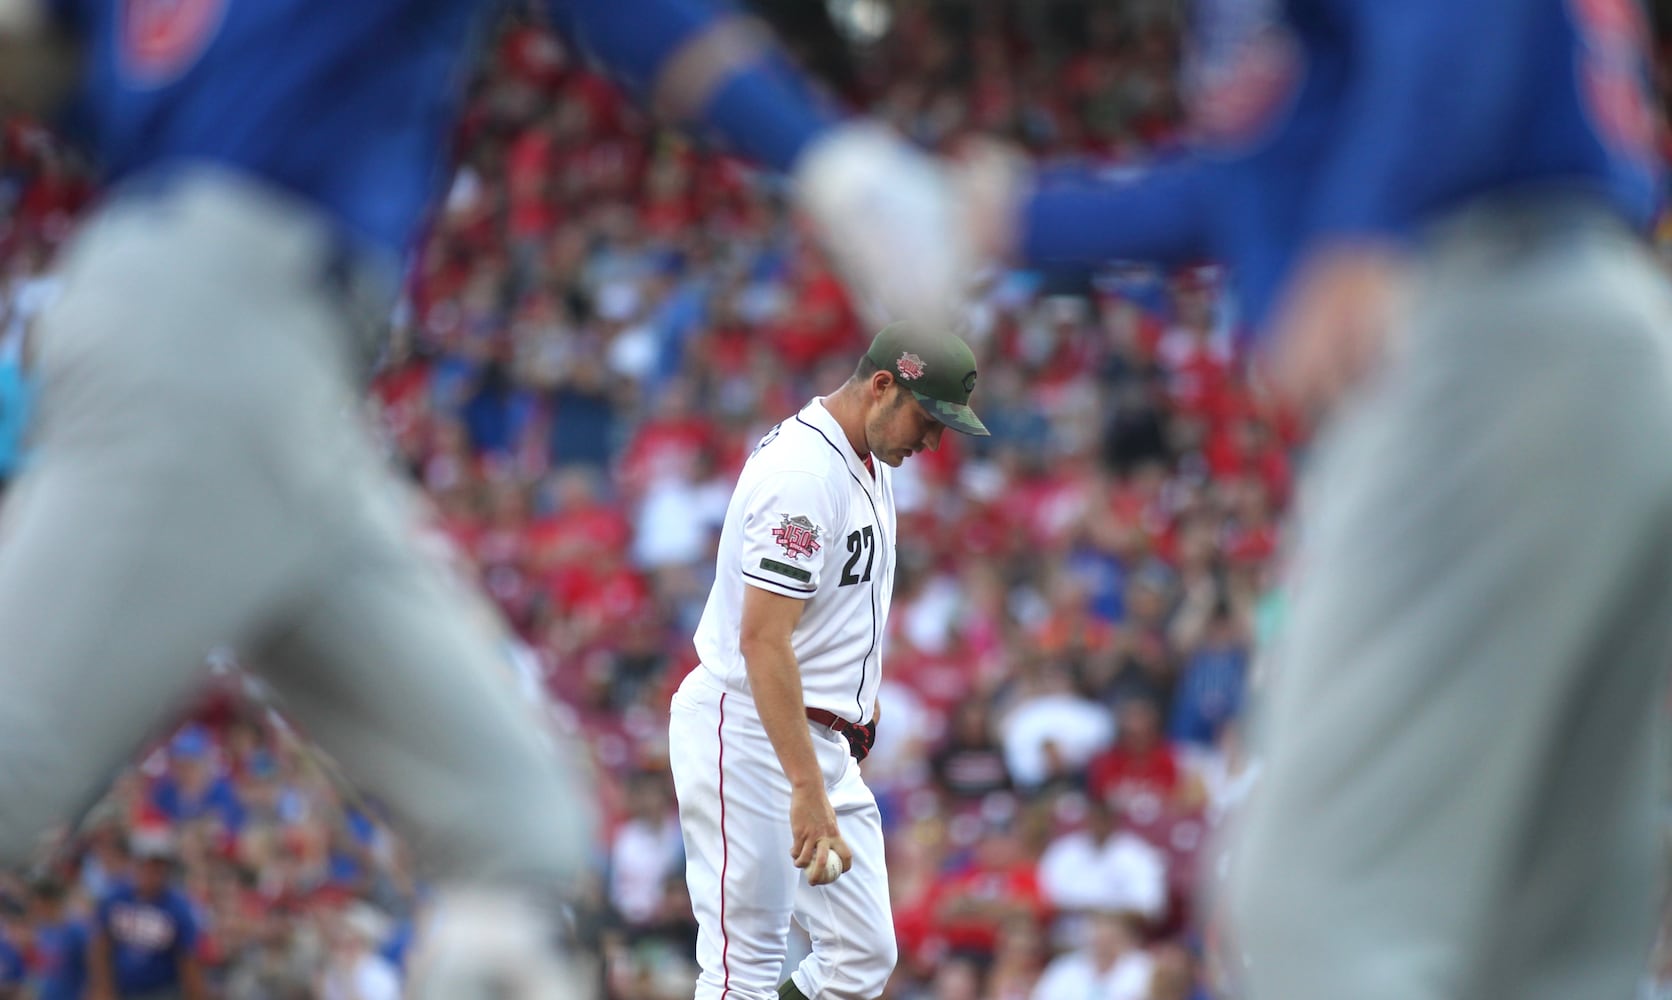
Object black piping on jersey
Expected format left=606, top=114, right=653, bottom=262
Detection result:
left=742, top=569, right=816, bottom=594
left=794, top=414, right=879, bottom=723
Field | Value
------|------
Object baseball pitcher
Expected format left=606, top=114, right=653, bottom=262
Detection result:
left=669, top=324, right=988, bottom=1000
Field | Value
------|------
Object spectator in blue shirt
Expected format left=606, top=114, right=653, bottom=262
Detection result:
left=0, top=897, right=25, bottom=1000
left=1169, top=602, right=1248, bottom=748
left=25, top=875, right=87, bottom=1000
left=150, top=726, right=243, bottom=837
left=90, top=833, right=205, bottom=1000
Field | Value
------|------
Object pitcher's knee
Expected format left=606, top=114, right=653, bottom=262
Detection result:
left=807, top=923, right=896, bottom=999
left=856, top=932, right=899, bottom=998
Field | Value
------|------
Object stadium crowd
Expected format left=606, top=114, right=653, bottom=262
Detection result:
left=1, top=2, right=1669, bottom=999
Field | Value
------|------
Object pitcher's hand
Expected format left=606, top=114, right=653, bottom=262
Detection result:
left=790, top=783, right=852, bottom=885
left=1262, top=242, right=1410, bottom=421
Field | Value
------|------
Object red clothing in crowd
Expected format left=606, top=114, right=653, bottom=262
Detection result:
left=507, top=126, right=559, bottom=243
left=618, top=416, right=713, bottom=494
left=765, top=266, right=858, bottom=373
left=1222, top=518, right=1279, bottom=565
left=14, top=159, right=90, bottom=229
left=526, top=502, right=632, bottom=569
left=1087, top=741, right=1182, bottom=812
left=545, top=560, right=653, bottom=628
left=371, top=360, right=434, bottom=450
left=910, top=860, right=1050, bottom=958
left=887, top=642, right=980, bottom=719
left=500, top=23, right=566, bottom=93
left=1000, top=467, right=1094, bottom=551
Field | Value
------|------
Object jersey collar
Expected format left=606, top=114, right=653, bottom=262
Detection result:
left=805, top=397, right=880, bottom=490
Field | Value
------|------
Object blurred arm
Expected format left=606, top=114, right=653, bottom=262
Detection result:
left=171, top=895, right=207, bottom=1000
left=86, top=925, right=115, bottom=1000
left=542, top=0, right=838, bottom=172
left=1016, top=160, right=1219, bottom=270
left=178, top=953, right=209, bottom=1000
left=1255, top=0, right=1531, bottom=414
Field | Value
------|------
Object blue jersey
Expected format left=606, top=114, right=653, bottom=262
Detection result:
left=96, top=883, right=197, bottom=994
left=46, top=0, right=812, bottom=272
left=1022, top=0, right=1664, bottom=336
left=49, top=0, right=490, bottom=267
left=151, top=773, right=245, bottom=832
left=0, top=934, right=23, bottom=991
left=1169, top=639, right=1248, bottom=747
left=29, top=920, right=89, bottom=1000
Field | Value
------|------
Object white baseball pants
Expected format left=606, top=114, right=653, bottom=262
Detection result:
left=669, top=668, right=896, bottom=1000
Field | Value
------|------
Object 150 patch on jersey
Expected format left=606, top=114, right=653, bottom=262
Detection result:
left=771, top=514, right=822, bottom=560
left=120, top=0, right=227, bottom=88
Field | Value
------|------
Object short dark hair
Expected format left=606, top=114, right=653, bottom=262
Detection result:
left=852, top=356, right=909, bottom=407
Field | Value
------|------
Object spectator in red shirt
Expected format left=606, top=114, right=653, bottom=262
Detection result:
left=506, top=109, right=561, bottom=250
left=526, top=466, right=630, bottom=572
left=924, top=824, right=1050, bottom=963
left=616, top=377, right=712, bottom=498
left=542, top=543, right=652, bottom=656
left=12, top=146, right=88, bottom=244
left=761, top=244, right=858, bottom=374
left=1220, top=477, right=1280, bottom=567
left=1086, top=696, right=1184, bottom=816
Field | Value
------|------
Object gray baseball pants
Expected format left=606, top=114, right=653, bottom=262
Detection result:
left=0, top=170, right=592, bottom=884
left=1223, top=197, right=1672, bottom=999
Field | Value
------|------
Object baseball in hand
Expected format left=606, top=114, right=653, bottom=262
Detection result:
left=813, top=851, right=843, bottom=886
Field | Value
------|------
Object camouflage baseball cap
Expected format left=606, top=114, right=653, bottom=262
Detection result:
left=865, top=322, right=990, bottom=436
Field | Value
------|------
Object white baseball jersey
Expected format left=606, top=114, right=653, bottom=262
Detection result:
left=692, top=397, right=897, bottom=725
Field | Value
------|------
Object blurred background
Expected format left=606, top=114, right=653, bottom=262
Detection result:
left=0, top=1, right=1670, bottom=998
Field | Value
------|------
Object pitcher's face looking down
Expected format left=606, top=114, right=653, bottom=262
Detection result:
left=866, top=383, right=944, bottom=467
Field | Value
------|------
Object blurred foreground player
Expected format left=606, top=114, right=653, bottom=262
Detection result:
left=952, top=0, right=1672, bottom=997
left=0, top=0, right=966, bottom=996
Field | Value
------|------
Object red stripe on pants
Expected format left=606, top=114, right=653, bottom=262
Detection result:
left=718, top=693, right=732, bottom=999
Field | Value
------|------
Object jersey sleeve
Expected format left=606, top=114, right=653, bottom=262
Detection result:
left=541, top=0, right=837, bottom=172
left=1302, top=0, right=1532, bottom=241
left=1020, top=158, right=1219, bottom=269
left=737, top=470, right=840, bottom=600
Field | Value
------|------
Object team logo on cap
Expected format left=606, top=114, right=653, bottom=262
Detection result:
left=963, top=370, right=977, bottom=394
left=772, top=514, right=822, bottom=560
left=896, top=352, right=927, bottom=380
